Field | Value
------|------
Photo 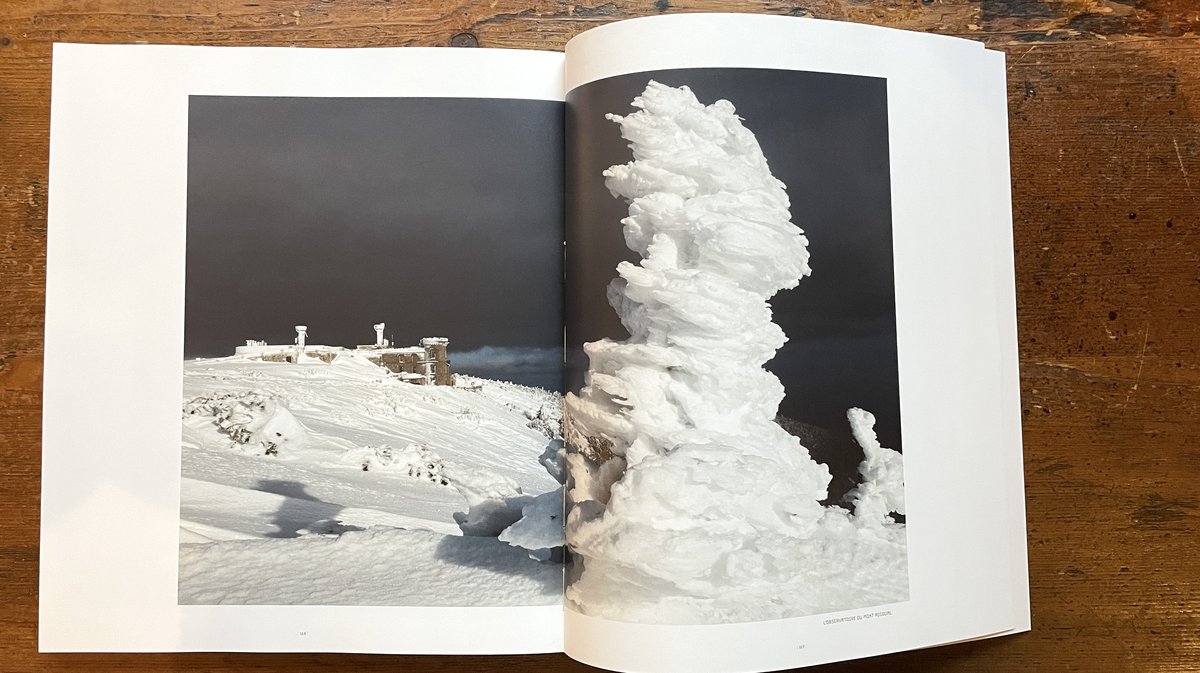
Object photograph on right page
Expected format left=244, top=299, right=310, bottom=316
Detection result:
left=563, top=67, right=906, bottom=625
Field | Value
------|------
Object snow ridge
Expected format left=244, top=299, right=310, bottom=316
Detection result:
left=179, top=354, right=564, bottom=606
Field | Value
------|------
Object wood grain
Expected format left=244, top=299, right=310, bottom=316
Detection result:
left=2, top=1, right=1197, bottom=671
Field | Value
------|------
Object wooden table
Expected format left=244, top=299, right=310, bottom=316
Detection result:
left=1, top=1, right=1197, bottom=671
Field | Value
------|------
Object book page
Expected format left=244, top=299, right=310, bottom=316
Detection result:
left=41, top=44, right=567, bottom=654
left=561, top=14, right=1027, bottom=672
left=981, top=46, right=1033, bottom=635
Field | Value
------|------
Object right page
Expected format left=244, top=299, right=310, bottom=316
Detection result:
left=561, top=14, right=1028, bottom=673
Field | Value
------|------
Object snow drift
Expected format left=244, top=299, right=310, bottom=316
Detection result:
left=179, top=355, right=564, bottom=606
left=563, top=81, right=908, bottom=624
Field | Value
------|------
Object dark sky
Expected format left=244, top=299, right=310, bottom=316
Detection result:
left=185, top=96, right=564, bottom=388
left=565, top=68, right=901, bottom=451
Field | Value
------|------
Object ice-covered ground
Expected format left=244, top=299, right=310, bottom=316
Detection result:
left=563, top=82, right=908, bottom=624
left=179, top=352, right=563, bottom=606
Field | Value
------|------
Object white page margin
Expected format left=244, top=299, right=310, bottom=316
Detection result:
left=981, top=46, right=1033, bottom=634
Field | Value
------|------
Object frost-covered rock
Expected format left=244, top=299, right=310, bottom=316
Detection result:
left=525, top=400, right=563, bottom=440
left=484, top=439, right=567, bottom=557
left=450, top=469, right=529, bottom=537
left=450, top=448, right=566, bottom=556
left=563, top=82, right=907, bottom=624
left=846, top=408, right=905, bottom=527
left=346, top=443, right=451, bottom=486
left=537, top=439, right=567, bottom=485
left=498, top=485, right=565, bottom=556
left=184, top=391, right=310, bottom=456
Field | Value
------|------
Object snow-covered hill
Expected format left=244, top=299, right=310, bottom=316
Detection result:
left=178, top=352, right=563, bottom=606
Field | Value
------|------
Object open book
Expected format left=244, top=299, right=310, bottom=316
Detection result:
left=40, top=13, right=1028, bottom=672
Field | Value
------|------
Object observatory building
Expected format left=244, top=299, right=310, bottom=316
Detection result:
left=234, top=323, right=454, bottom=386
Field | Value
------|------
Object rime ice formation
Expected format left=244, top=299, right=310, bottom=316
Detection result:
left=563, top=82, right=908, bottom=624
left=452, top=464, right=565, bottom=558
left=846, top=407, right=906, bottom=526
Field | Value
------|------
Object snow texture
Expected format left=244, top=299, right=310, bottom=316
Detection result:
left=180, top=526, right=561, bottom=606
left=563, top=81, right=908, bottom=624
left=179, top=354, right=563, bottom=606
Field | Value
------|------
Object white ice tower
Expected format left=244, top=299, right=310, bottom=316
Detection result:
left=374, top=322, right=387, bottom=347
left=294, top=325, right=307, bottom=349
left=563, top=82, right=908, bottom=624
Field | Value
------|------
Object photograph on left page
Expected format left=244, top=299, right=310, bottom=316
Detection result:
left=178, top=96, right=566, bottom=606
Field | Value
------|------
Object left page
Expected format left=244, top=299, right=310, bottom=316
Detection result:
left=41, top=43, right=566, bottom=653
